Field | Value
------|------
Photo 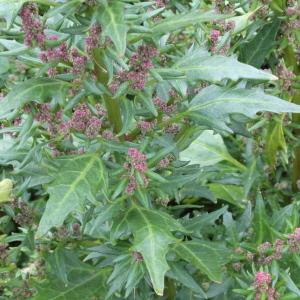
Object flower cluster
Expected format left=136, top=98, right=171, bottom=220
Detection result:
left=254, top=272, right=279, bottom=300
left=11, top=282, right=35, bottom=299
left=155, top=0, right=168, bottom=8
left=153, top=97, right=177, bottom=114
left=40, top=43, right=88, bottom=76
left=70, top=49, right=88, bottom=74
left=35, top=103, right=102, bottom=139
left=210, top=29, right=221, bottom=53
left=20, top=3, right=45, bottom=47
left=124, top=148, right=148, bottom=194
left=0, top=244, right=8, bottom=260
left=210, top=20, right=235, bottom=54
left=68, top=103, right=102, bottom=138
left=86, top=24, right=101, bottom=52
left=277, top=65, right=295, bottom=90
left=110, top=45, right=158, bottom=92
left=137, top=120, right=156, bottom=134
left=12, top=198, right=34, bottom=227
left=286, top=5, right=300, bottom=16
left=257, top=240, right=284, bottom=265
left=287, top=227, right=300, bottom=252
left=39, top=42, right=69, bottom=62
left=157, top=156, right=171, bottom=169
left=214, top=0, right=235, bottom=13
left=132, top=251, right=143, bottom=262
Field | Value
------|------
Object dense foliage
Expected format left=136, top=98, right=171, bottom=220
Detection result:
left=0, top=0, right=300, bottom=299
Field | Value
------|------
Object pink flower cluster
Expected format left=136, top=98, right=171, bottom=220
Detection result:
left=127, top=148, right=148, bottom=173
left=20, top=3, right=45, bottom=47
left=39, top=42, right=69, bottom=62
left=124, top=148, right=148, bottom=194
left=254, top=272, right=279, bottom=300
left=156, top=0, right=168, bottom=7
left=286, top=6, right=300, bottom=16
left=137, top=120, right=156, bottom=134
left=110, top=45, right=158, bottom=92
left=210, top=20, right=235, bottom=54
left=288, top=227, right=300, bottom=252
left=86, top=24, right=101, bottom=52
left=277, top=65, right=295, bottom=90
left=68, top=103, right=102, bottom=138
left=153, top=97, right=177, bottom=114
left=257, top=240, right=284, bottom=265
left=39, top=43, right=88, bottom=76
left=157, top=157, right=170, bottom=169
left=70, top=49, right=88, bottom=74
left=35, top=103, right=102, bottom=139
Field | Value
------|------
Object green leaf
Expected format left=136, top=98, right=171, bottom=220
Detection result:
left=168, top=262, right=207, bottom=297
left=253, top=192, right=271, bottom=244
left=0, top=3, right=22, bottom=28
left=281, top=271, right=300, bottom=296
left=209, top=183, right=245, bottom=208
left=166, top=48, right=277, bottom=82
left=0, top=179, right=13, bottom=203
left=32, top=250, right=109, bottom=300
left=0, top=78, right=70, bottom=118
left=98, top=1, right=127, bottom=55
left=173, top=241, right=229, bottom=283
left=184, top=206, right=228, bottom=232
left=223, top=211, right=239, bottom=244
left=0, top=57, right=9, bottom=74
left=45, top=0, right=81, bottom=18
left=189, top=85, right=300, bottom=132
left=118, top=98, right=134, bottom=136
left=37, top=154, right=106, bottom=237
left=265, top=118, right=286, bottom=166
left=0, top=39, right=29, bottom=57
left=84, top=201, right=121, bottom=237
left=179, top=130, right=246, bottom=170
left=127, top=205, right=185, bottom=296
left=240, top=20, right=280, bottom=68
left=0, top=0, right=57, bottom=5
left=152, top=10, right=224, bottom=34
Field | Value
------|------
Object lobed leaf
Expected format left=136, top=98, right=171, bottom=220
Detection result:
left=0, top=78, right=70, bottom=119
left=188, top=85, right=300, bottom=132
left=37, top=154, right=106, bottom=237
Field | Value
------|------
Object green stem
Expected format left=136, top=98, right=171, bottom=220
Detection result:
left=166, top=278, right=176, bottom=300
left=283, top=45, right=300, bottom=191
left=292, top=92, right=300, bottom=191
left=92, top=49, right=123, bottom=133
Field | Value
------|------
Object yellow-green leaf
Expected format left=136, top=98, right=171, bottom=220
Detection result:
left=0, top=179, right=13, bottom=203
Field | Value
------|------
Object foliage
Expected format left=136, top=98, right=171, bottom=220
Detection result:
left=0, top=0, right=300, bottom=299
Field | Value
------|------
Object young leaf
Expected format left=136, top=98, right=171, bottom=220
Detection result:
left=209, top=183, right=245, bottom=208
left=179, top=130, right=246, bottom=170
left=98, top=1, right=127, bottom=55
left=37, top=154, right=106, bottom=237
left=0, top=179, right=13, bottom=203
